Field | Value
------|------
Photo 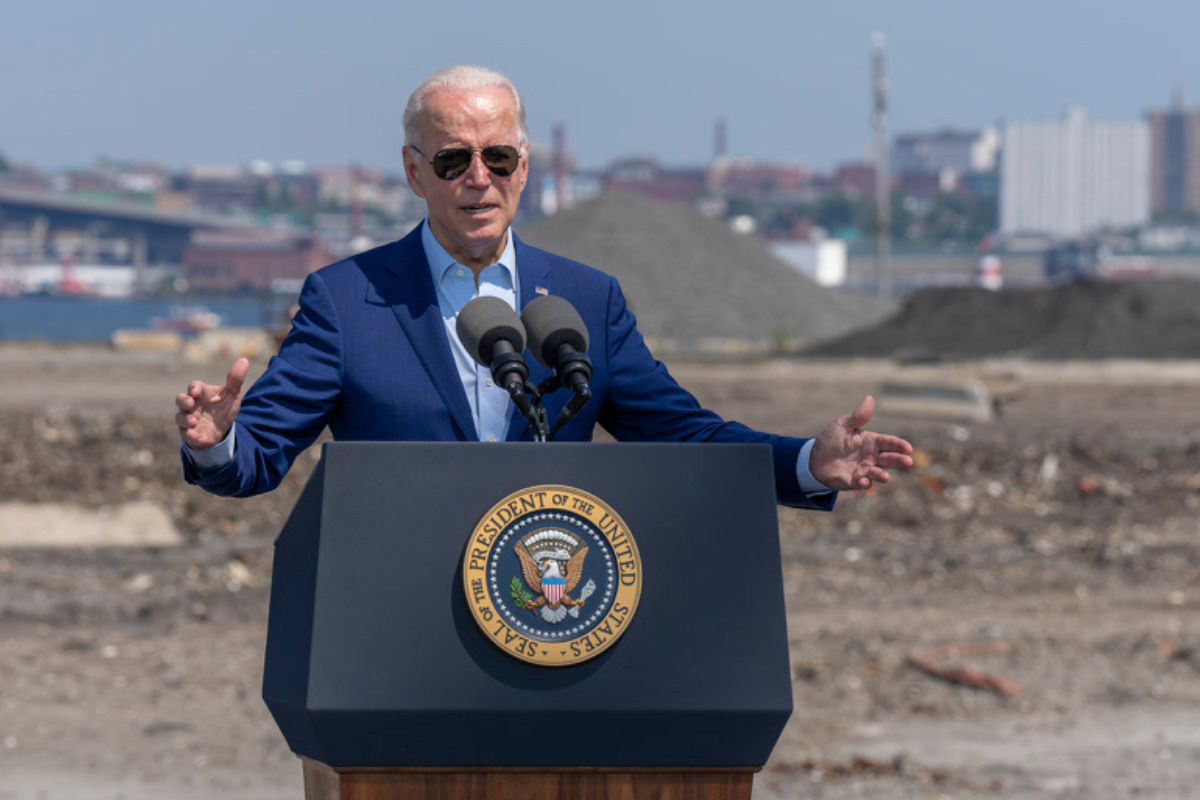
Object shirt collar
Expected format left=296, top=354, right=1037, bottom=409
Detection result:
left=420, top=219, right=517, bottom=287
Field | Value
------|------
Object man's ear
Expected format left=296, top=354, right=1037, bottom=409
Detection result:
left=515, top=147, right=530, bottom=195
left=403, top=147, right=427, bottom=200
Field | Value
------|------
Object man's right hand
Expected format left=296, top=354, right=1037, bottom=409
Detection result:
left=175, top=358, right=249, bottom=450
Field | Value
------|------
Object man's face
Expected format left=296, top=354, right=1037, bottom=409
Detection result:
left=403, top=86, right=529, bottom=269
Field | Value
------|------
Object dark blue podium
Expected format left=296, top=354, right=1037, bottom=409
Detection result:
left=263, top=442, right=793, bottom=799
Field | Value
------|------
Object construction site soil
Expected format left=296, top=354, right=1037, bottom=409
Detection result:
left=809, top=278, right=1200, bottom=361
left=517, top=192, right=892, bottom=349
left=2, top=347, right=1199, bottom=799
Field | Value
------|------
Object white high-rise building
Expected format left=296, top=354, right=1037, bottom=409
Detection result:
left=1000, top=107, right=1150, bottom=238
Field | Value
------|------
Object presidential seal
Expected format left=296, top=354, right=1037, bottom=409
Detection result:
left=462, top=485, right=642, bottom=666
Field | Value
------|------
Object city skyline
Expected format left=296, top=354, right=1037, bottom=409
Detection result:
left=2, top=0, right=1198, bottom=173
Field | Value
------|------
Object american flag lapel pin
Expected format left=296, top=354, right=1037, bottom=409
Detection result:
left=535, top=286, right=549, bottom=296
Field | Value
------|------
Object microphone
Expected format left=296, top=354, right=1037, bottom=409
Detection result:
left=521, top=295, right=593, bottom=435
left=521, top=295, right=593, bottom=390
left=456, top=296, right=529, bottom=396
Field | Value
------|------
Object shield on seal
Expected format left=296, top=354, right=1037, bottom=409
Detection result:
left=543, top=574, right=565, bottom=606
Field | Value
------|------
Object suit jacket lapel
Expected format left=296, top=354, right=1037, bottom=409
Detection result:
left=380, top=227, right=478, bottom=441
left=507, top=235, right=554, bottom=442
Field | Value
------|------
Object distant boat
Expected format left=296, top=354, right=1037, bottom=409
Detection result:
left=57, top=254, right=97, bottom=297
left=152, top=305, right=222, bottom=333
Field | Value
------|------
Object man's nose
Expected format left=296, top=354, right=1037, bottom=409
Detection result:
left=463, top=152, right=491, bottom=186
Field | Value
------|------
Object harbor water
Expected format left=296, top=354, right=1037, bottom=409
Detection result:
left=0, top=296, right=294, bottom=342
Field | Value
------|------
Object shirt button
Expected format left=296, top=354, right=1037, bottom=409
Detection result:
left=488, top=436, right=498, bottom=442
left=456, top=269, right=464, bottom=277
left=485, top=379, right=493, bottom=387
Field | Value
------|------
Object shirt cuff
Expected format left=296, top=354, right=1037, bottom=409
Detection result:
left=796, top=438, right=832, bottom=495
left=184, top=423, right=237, bottom=470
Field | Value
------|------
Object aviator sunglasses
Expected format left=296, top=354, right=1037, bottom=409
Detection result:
left=409, top=145, right=522, bottom=181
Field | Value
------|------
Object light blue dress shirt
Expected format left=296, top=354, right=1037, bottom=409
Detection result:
left=421, top=220, right=518, bottom=443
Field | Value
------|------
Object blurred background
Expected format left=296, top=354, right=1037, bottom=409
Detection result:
left=2, top=1, right=1199, bottom=798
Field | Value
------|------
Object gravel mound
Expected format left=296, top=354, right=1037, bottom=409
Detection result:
left=517, top=192, right=891, bottom=348
left=808, top=279, right=1200, bottom=360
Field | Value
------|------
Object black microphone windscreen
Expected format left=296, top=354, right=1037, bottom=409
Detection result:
left=456, top=296, right=526, bottom=366
left=521, top=295, right=589, bottom=368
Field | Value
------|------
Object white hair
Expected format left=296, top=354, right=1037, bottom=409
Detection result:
left=403, top=66, right=529, bottom=151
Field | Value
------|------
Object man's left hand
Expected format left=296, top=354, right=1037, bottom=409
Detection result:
left=810, top=396, right=913, bottom=491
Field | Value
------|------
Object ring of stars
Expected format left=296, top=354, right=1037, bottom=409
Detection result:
left=489, top=511, right=617, bottom=642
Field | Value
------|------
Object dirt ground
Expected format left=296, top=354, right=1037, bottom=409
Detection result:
left=1, top=347, right=1199, bottom=799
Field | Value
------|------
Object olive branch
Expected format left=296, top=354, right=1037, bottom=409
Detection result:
left=510, top=576, right=534, bottom=609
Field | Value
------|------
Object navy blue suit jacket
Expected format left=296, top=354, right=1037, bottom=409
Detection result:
left=184, top=226, right=834, bottom=510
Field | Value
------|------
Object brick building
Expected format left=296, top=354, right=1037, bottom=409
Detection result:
left=832, top=162, right=877, bottom=199
left=182, top=229, right=333, bottom=292
left=603, top=158, right=708, bottom=204
left=1148, top=90, right=1200, bottom=218
left=708, top=161, right=811, bottom=203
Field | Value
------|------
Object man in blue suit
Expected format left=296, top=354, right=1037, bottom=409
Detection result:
left=176, top=66, right=912, bottom=507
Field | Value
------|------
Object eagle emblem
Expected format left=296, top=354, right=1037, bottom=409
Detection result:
left=512, top=528, right=596, bottom=624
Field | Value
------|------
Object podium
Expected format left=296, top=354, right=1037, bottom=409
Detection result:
left=264, top=442, right=793, bottom=799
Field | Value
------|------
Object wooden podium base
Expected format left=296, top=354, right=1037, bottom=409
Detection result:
left=302, top=759, right=757, bottom=800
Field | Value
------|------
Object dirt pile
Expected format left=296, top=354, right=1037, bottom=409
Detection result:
left=808, top=278, right=1200, bottom=359
left=517, top=192, right=891, bottom=348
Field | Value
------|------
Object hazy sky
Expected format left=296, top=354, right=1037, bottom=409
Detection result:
left=2, top=1, right=1196, bottom=173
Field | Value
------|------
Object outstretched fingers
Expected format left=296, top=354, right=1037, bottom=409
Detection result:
left=875, top=431, right=913, bottom=453
left=876, top=451, right=914, bottom=469
left=866, top=466, right=892, bottom=484
left=874, top=431, right=915, bottom=472
left=848, top=464, right=889, bottom=489
left=862, top=438, right=913, bottom=483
